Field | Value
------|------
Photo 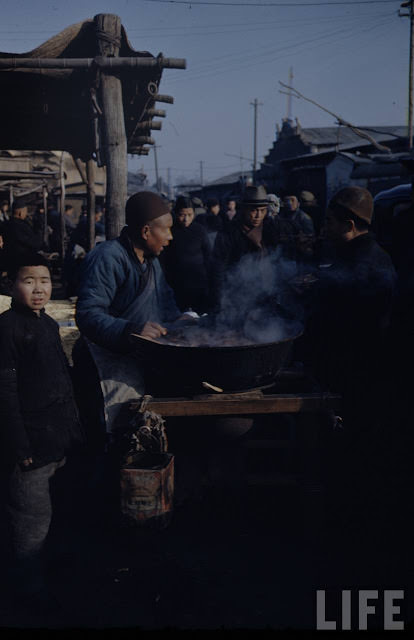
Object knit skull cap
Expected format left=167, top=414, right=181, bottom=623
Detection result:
left=299, top=190, right=316, bottom=204
left=125, top=191, right=169, bottom=228
left=329, top=186, right=373, bottom=225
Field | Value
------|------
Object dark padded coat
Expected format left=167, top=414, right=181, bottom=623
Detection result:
left=0, top=302, right=82, bottom=468
left=75, top=227, right=181, bottom=353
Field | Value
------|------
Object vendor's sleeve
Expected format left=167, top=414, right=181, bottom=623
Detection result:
left=0, top=325, right=32, bottom=462
left=75, top=247, right=134, bottom=352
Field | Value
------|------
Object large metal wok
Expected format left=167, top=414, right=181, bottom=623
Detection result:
left=131, top=326, right=302, bottom=395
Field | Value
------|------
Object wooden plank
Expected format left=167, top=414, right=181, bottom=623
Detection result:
left=133, top=392, right=341, bottom=417
left=0, top=57, right=186, bottom=70
left=193, top=390, right=264, bottom=401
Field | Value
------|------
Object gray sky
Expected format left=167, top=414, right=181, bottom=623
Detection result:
left=0, top=0, right=408, bottom=186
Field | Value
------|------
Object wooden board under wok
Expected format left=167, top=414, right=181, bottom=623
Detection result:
left=129, top=390, right=341, bottom=417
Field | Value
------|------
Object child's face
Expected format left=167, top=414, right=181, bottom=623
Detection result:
left=12, top=266, right=52, bottom=314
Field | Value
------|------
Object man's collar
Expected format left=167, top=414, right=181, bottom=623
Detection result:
left=119, top=227, right=154, bottom=267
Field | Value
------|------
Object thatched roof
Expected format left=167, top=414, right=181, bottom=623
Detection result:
left=0, top=18, right=182, bottom=159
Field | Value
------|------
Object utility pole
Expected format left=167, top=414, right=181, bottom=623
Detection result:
left=199, top=160, right=204, bottom=186
left=286, top=67, right=294, bottom=121
left=400, top=1, right=414, bottom=149
left=153, top=144, right=160, bottom=191
left=250, top=98, right=263, bottom=185
left=167, top=167, right=171, bottom=199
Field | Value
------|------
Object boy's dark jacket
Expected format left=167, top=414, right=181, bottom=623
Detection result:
left=0, top=301, right=83, bottom=468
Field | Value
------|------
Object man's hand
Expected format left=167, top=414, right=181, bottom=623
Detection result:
left=175, top=312, right=200, bottom=325
left=140, top=321, right=168, bottom=339
left=20, top=457, right=33, bottom=469
left=0, top=235, right=3, bottom=250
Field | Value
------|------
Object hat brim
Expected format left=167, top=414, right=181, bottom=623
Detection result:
left=241, top=199, right=269, bottom=206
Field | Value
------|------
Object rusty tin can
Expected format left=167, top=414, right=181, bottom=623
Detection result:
left=120, top=452, right=174, bottom=529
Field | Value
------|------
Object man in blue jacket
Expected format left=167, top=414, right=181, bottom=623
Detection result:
left=73, top=191, right=187, bottom=438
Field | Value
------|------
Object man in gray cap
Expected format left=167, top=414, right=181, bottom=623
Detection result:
left=305, top=186, right=396, bottom=383
left=303, top=186, right=396, bottom=465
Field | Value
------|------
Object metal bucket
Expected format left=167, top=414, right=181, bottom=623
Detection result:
left=120, top=452, right=174, bottom=529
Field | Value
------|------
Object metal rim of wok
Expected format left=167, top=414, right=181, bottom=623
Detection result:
left=132, top=328, right=303, bottom=352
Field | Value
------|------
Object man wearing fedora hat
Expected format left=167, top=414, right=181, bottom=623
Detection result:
left=210, top=185, right=293, bottom=307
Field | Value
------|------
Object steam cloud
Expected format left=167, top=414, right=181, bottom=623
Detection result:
left=213, top=246, right=305, bottom=344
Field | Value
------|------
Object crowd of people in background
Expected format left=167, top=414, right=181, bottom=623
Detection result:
left=0, top=199, right=106, bottom=295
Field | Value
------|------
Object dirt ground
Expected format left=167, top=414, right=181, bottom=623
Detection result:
left=0, top=422, right=413, bottom=632
left=0, top=291, right=412, bottom=631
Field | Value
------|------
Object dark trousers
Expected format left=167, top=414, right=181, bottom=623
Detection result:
left=6, top=459, right=66, bottom=562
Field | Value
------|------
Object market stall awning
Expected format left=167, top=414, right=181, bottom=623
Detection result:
left=0, top=17, right=185, bottom=160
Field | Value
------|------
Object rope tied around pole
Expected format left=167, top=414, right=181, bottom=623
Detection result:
left=95, top=28, right=122, bottom=50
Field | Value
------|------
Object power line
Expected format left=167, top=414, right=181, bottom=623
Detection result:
left=0, top=10, right=393, bottom=35
left=164, top=15, right=391, bottom=84
left=160, top=12, right=393, bottom=81
left=145, top=0, right=398, bottom=7
left=165, top=23, right=361, bottom=81
left=302, top=17, right=395, bottom=77
left=126, top=12, right=393, bottom=39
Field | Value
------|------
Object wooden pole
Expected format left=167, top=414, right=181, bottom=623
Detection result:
left=153, top=144, right=160, bottom=192
left=250, top=99, right=261, bottom=185
left=59, top=151, right=66, bottom=260
left=286, top=67, right=294, bottom=121
left=95, top=14, right=127, bottom=240
left=409, top=0, right=414, bottom=149
left=42, top=185, right=48, bottom=246
left=86, top=158, right=96, bottom=252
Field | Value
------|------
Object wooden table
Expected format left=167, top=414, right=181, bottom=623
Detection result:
left=129, top=370, right=342, bottom=492
left=129, top=369, right=341, bottom=417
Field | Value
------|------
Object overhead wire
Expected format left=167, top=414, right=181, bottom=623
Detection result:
left=165, top=24, right=366, bottom=79
left=304, top=16, right=401, bottom=76
left=127, top=11, right=394, bottom=39
left=0, top=10, right=395, bottom=35
left=163, top=13, right=393, bottom=85
left=144, top=0, right=398, bottom=6
left=148, top=10, right=394, bottom=73
left=0, top=10, right=393, bottom=42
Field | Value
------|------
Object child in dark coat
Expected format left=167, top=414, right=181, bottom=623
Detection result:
left=0, top=253, right=83, bottom=606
